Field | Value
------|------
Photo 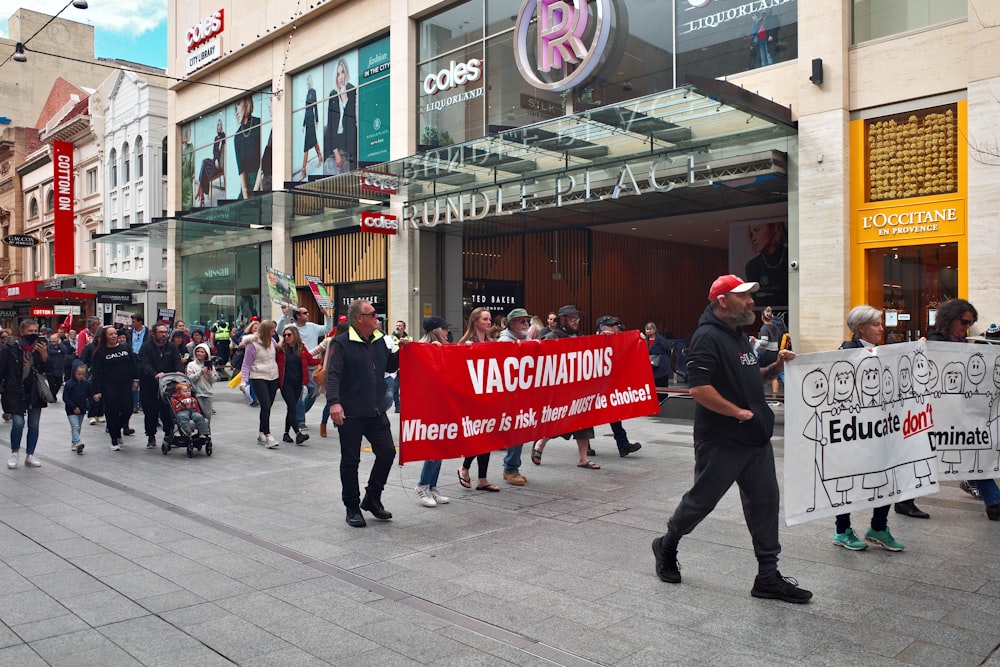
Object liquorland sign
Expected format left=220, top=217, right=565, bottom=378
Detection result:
left=513, top=0, right=615, bottom=92
left=185, top=9, right=224, bottom=75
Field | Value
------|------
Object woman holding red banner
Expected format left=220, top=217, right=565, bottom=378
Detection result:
left=457, top=308, right=501, bottom=492
left=413, top=317, right=453, bottom=507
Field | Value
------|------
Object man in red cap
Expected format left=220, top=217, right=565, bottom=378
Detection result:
left=651, top=275, right=811, bottom=603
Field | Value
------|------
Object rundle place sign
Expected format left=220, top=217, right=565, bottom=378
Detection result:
left=513, top=0, right=616, bottom=92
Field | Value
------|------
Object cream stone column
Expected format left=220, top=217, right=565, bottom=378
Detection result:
left=966, top=3, right=1000, bottom=316
left=794, top=0, right=851, bottom=351
left=388, top=8, right=419, bottom=328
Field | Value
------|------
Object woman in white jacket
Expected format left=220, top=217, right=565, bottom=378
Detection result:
left=186, top=342, right=218, bottom=425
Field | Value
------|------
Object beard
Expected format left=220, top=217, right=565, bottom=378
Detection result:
left=720, top=307, right=755, bottom=328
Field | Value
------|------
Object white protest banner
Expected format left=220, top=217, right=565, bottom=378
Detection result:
left=114, top=310, right=134, bottom=326
left=783, top=340, right=1000, bottom=526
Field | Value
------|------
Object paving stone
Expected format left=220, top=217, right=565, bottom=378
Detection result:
left=10, top=613, right=90, bottom=643
left=0, top=644, right=48, bottom=666
left=59, top=589, right=149, bottom=627
left=0, top=589, right=68, bottom=626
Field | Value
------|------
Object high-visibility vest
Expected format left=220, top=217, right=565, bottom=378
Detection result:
left=214, top=322, right=230, bottom=341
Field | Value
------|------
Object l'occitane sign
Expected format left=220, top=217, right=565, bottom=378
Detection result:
left=853, top=197, right=964, bottom=244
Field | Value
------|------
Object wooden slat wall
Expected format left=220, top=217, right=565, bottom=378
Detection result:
left=465, top=230, right=727, bottom=339
left=293, top=231, right=387, bottom=285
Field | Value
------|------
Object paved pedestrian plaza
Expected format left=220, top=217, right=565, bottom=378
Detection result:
left=1, top=389, right=999, bottom=665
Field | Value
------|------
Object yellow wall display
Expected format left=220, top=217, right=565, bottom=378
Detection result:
left=850, top=100, right=968, bottom=307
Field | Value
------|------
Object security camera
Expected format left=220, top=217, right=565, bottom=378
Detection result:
left=789, top=260, right=799, bottom=271
left=79, top=281, right=87, bottom=289
left=411, top=287, right=419, bottom=295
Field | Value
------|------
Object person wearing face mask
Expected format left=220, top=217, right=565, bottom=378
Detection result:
left=2, top=319, right=53, bottom=469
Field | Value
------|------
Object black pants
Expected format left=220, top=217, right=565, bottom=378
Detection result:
left=139, top=380, right=172, bottom=437
left=667, top=439, right=781, bottom=572
left=280, top=382, right=303, bottom=435
left=462, top=453, right=490, bottom=478
left=87, top=389, right=105, bottom=419
left=610, top=421, right=630, bottom=451
left=250, top=378, right=278, bottom=435
left=47, top=375, right=63, bottom=401
left=103, top=383, right=133, bottom=443
left=337, top=413, right=396, bottom=509
left=216, top=340, right=230, bottom=365
left=836, top=505, right=890, bottom=533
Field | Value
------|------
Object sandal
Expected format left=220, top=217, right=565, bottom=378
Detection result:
left=531, top=448, right=543, bottom=465
left=457, top=468, right=472, bottom=488
left=577, top=461, right=601, bottom=470
left=476, top=483, right=500, bottom=492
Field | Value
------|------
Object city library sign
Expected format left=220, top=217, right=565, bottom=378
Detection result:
left=402, top=152, right=723, bottom=229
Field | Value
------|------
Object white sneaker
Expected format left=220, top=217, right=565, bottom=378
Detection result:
left=111, top=442, right=121, bottom=451
left=257, top=433, right=266, bottom=446
left=7, top=452, right=18, bottom=469
left=415, top=484, right=437, bottom=507
left=75, top=442, right=85, bottom=454
left=24, top=454, right=41, bottom=467
left=89, top=417, right=98, bottom=425
left=96, top=416, right=105, bottom=423
left=430, top=487, right=450, bottom=504
left=264, top=434, right=279, bottom=449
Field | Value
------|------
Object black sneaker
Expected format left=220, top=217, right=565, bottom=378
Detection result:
left=751, top=573, right=812, bottom=604
left=146, top=436, right=156, bottom=449
left=587, top=447, right=596, bottom=457
left=987, top=504, right=1000, bottom=521
left=282, top=433, right=293, bottom=443
left=651, top=537, right=680, bottom=583
left=619, top=442, right=642, bottom=457
left=295, top=432, right=309, bottom=445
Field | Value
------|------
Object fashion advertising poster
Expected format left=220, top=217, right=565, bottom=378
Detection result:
left=181, top=88, right=273, bottom=211
left=729, top=220, right=788, bottom=309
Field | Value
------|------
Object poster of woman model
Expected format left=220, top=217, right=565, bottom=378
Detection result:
left=323, top=52, right=358, bottom=176
left=729, top=220, right=788, bottom=308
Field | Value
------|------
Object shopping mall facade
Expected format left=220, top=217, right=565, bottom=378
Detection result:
left=146, top=0, right=996, bottom=350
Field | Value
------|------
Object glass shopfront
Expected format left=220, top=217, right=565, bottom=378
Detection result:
left=416, top=0, right=797, bottom=144
left=181, top=246, right=263, bottom=331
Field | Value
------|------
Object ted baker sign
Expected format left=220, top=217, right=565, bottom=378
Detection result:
left=360, top=211, right=398, bottom=235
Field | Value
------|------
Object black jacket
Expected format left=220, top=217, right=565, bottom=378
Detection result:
left=325, top=327, right=397, bottom=417
left=90, top=344, right=140, bottom=394
left=543, top=326, right=581, bottom=340
left=686, top=305, right=774, bottom=447
left=63, top=376, right=91, bottom=415
left=840, top=337, right=864, bottom=350
left=138, top=339, right=183, bottom=384
left=0, top=339, right=54, bottom=413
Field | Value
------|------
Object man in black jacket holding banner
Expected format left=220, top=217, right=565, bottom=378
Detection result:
left=651, top=275, right=812, bottom=604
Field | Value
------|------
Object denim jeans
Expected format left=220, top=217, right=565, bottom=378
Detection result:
left=503, top=444, right=524, bottom=473
left=418, top=459, right=442, bottom=487
left=11, top=407, right=42, bottom=455
left=383, top=377, right=394, bottom=410
left=67, top=413, right=83, bottom=445
left=971, top=479, right=1000, bottom=506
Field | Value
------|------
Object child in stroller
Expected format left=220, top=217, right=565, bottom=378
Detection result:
left=159, top=373, right=213, bottom=457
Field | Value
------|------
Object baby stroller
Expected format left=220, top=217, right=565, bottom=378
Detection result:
left=158, top=372, right=213, bottom=458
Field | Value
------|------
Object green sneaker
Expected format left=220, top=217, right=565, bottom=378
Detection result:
left=832, top=528, right=868, bottom=551
left=865, top=527, right=904, bottom=551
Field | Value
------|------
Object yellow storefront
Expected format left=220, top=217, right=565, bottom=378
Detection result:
left=850, top=99, right=968, bottom=341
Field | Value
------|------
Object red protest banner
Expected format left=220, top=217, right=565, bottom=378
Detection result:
left=398, top=332, right=659, bottom=464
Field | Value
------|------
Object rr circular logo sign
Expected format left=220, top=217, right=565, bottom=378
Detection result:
left=513, top=0, right=613, bottom=93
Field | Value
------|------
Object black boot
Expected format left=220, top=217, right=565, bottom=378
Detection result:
left=345, top=507, right=366, bottom=527
left=360, top=493, right=392, bottom=521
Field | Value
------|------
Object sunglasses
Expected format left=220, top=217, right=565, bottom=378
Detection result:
left=960, top=318, right=975, bottom=327
left=359, top=311, right=378, bottom=318
left=566, top=316, right=581, bottom=322
left=283, top=332, right=295, bottom=337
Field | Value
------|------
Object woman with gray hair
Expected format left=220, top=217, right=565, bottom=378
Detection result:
left=831, top=305, right=912, bottom=553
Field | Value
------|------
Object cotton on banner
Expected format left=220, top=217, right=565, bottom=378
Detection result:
left=398, top=333, right=659, bottom=464
left=783, top=340, right=1000, bottom=526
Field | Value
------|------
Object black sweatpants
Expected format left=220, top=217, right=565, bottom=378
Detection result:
left=140, top=380, right=172, bottom=438
left=667, top=439, right=781, bottom=572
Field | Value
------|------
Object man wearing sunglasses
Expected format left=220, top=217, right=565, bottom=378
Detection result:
left=326, top=299, right=403, bottom=527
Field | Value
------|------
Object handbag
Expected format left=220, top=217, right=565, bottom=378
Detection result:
left=33, top=369, right=55, bottom=404
left=649, top=354, right=662, bottom=369
left=312, top=340, right=332, bottom=385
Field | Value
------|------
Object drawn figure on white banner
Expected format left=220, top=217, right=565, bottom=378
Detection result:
left=897, top=355, right=914, bottom=402
left=912, top=351, right=936, bottom=401
left=881, top=369, right=896, bottom=408
left=829, top=360, right=857, bottom=414
left=856, top=356, right=882, bottom=408
left=990, top=358, right=1000, bottom=472
left=967, top=352, right=987, bottom=397
left=801, top=368, right=829, bottom=511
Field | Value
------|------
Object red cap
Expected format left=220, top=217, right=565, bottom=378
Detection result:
left=250, top=316, right=260, bottom=322
left=338, top=315, right=348, bottom=322
left=708, top=274, right=759, bottom=301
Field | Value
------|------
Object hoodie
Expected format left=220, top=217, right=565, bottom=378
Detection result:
left=63, top=359, right=91, bottom=415
left=686, top=305, right=774, bottom=447
left=186, top=342, right=218, bottom=397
